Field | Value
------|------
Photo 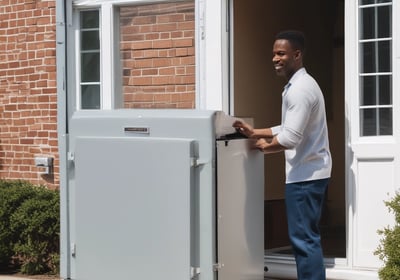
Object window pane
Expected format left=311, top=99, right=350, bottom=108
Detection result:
left=81, top=85, right=100, bottom=109
left=361, top=6, right=391, bottom=39
left=360, top=0, right=392, bottom=4
left=81, top=31, right=100, bottom=50
left=360, top=107, right=392, bottom=136
left=360, top=108, right=377, bottom=136
left=379, top=108, right=392, bottom=135
left=378, top=75, right=392, bottom=105
left=360, top=40, right=391, bottom=73
left=81, top=10, right=99, bottom=28
left=360, top=76, right=376, bottom=106
left=378, top=6, right=391, bottom=38
left=360, top=75, right=392, bottom=106
left=119, top=1, right=196, bottom=109
left=81, top=53, right=100, bottom=82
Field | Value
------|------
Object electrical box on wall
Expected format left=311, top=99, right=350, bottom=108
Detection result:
left=34, top=156, right=53, bottom=175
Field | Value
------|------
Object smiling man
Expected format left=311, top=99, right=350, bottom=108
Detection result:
left=233, top=30, right=332, bottom=280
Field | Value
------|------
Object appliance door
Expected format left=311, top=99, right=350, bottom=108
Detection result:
left=216, top=139, right=264, bottom=280
left=73, top=136, right=196, bottom=280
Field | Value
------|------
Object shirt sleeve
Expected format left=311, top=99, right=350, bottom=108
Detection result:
left=276, top=87, right=314, bottom=149
left=270, top=125, right=281, bottom=135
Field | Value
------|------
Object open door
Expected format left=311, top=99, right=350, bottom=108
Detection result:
left=230, top=0, right=346, bottom=262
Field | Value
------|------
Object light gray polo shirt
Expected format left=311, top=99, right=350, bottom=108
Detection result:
left=271, top=68, right=332, bottom=183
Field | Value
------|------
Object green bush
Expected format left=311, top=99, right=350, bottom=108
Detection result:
left=375, top=192, right=400, bottom=280
left=0, top=180, right=59, bottom=275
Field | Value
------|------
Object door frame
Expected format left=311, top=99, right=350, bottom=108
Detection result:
left=224, top=0, right=381, bottom=279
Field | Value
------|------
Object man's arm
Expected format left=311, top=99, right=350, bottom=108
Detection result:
left=255, top=136, right=287, bottom=154
left=232, top=120, right=274, bottom=139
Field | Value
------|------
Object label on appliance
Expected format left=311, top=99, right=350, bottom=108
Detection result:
left=124, top=127, right=150, bottom=134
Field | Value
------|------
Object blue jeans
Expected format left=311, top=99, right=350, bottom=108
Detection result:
left=285, top=178, right=329, bottom=280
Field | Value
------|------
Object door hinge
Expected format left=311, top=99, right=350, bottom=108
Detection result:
left=213, top=263, right=224, bottom=271
left=190, top=266, right=200, bottom=278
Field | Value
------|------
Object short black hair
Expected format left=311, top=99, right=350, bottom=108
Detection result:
left=275, top=30, right=305, bottom=53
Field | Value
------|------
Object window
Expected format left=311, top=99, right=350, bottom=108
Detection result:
left=74, top=0, right=196, bottom=111
left=120, top=2, right=196, bottom=109
left=359, top=0, right=392, bottom=136
left=79, top=10, right=101, bottom=109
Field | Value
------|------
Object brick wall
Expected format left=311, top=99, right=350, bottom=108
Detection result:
left=120, top=1, right=196, bottom=109
left=0, top=0, right=197, bottom=188
left=0, top=0, right=58, bottom=188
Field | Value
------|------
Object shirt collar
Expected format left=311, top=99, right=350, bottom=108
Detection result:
left=282, top=67, right=306, bottom=96
left=287, top=67, right=306, bottom=86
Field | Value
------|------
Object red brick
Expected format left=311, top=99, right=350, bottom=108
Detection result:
left=173, top=38, right=193, bottom=48
left=153, top=39, right=173, bottom=49
left=132, top=41, right=152, bottom=50
left=153, top=58, right=172, bottom=67
left=142, top=69, right=158, bottom=76
left=133, top=15, right=156, bottom=25
left=130, top=76, right=152, bottom=86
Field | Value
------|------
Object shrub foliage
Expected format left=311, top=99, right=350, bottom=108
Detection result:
left=0, top=180, right=59, bottom=274
left=375, top=192, right=400, bottom=280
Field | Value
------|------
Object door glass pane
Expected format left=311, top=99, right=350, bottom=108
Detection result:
left=119, top=1, right=196, bottom=109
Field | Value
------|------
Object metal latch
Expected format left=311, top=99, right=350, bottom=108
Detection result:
left=71, top=243, right=76, bottom=257
left=213, top=263, right=224, bottom=271
left=191, top=157, right=208, bottom=167
left=67, top=152, right=75, bottom=163
left=190, top=266, right=200, bottom=278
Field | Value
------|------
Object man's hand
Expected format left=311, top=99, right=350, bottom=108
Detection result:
left=232, top=120, right=254, bottom=138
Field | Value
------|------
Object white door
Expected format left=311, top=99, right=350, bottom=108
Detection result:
left=346, top=0, right=400, bottom=269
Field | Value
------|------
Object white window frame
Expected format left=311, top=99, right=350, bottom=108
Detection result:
left=74, top=9, right=103, bottom=110
left=69, top=0, right=224, bottom=112
left=393, top=0, right=400, bottom=141
left=358, top=1, right=394, bottom=138
left=351, top=0, right=398, bottom=144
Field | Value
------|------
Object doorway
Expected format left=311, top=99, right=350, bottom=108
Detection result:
left=231, top=0, right=345, bottom=258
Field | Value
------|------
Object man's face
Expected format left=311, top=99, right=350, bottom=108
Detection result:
left=272, top=39, right=300, bottom=80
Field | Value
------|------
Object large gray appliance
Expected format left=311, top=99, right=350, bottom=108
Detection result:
left=62, top=109, right=264, bottom=280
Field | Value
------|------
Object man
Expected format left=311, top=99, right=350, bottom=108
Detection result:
left=233, top=30, right=331, bottom=280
